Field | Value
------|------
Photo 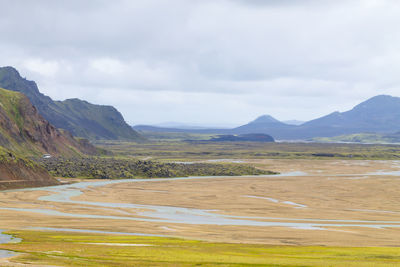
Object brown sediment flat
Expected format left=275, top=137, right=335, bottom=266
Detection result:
left=2, top=159, right=400, bottom=246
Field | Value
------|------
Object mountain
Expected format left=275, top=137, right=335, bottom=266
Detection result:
left=237, top=95, right=400, bottom=139
left=248, top=115, right=282, bottom=124
left=0, top=87, right=97, bottom=156
left=303, top=95, right=400, bottom=131
left=283, top=120, right=305, bottom=126
left=153, top=122, right=235, bottom=129
left=210, top=133, right=274, bottom=142
left=134, top=115, right=293, bottom=138
left=134, top=124, right=231, bottom=135
left=135, top=95, right=400, bottom=140
left=0, top=66, right=142, bottom=140
left=232, top=115, right=295, bottom=137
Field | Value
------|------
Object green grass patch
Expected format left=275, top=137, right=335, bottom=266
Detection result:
left=313, top=133, right=400, bottom=144
left=1, top=230, right=400, bottom=266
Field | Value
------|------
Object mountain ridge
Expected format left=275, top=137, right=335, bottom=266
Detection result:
left=134, top=95, right=400, bottom=140
left=0, top=66, right=142, bottom=141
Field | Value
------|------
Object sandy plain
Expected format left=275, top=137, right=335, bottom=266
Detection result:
left=1, top=159, right=400, bottom=246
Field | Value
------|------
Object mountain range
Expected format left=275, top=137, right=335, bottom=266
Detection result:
left=0, top=66, right=142, bottom=141
left=134, top=95, right=400, bottom=140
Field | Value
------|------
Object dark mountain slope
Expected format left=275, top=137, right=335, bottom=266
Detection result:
left=0, top=66, right=142, bottom=140
left=303, top=95, right=400, bottom=131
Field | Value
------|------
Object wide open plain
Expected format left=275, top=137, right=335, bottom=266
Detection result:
left=2, top=159, right=400, bottom=248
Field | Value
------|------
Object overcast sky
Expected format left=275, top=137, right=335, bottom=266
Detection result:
left=1, top=0, right=400, bottom=126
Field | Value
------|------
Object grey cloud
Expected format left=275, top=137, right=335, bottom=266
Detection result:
left=0, top=0, right=400, bottom=125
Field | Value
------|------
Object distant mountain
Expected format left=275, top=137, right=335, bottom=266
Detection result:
left=153, top=122, right=216, bottom=130
left=236, top=96, right=400, bottom=139
left=210, top=134, right=274, bottom=142
left=135, top=95, right=400, bottom=140
left=134, top=115, right=292, bottom=138
left=0, top=66, right=142, bottom=141
left=0, top=87, right=97, bottom=156
left=134, top=124, right=230, bottom=134
left=153, top=122, right=235, bottom=129
left=232, top=115, right=295, bottom=138
left=303, top=95, right=400, bottom=131
left=283, top=120, right=305, bottom=126
left=248, top=115, right=282, bottom=124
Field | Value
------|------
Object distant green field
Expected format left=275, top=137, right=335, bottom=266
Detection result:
left=137, top=130, right=215, bottom=142
left=313, top=133, right=400, bottom=144
left=94, top=140, right=400, bottom=161
left=2, top=230, right=400, bottom=266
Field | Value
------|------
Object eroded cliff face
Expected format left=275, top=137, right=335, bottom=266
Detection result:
left=0, top=88, right=98, bottom=156
left=0, top=151, right=59, bottom=190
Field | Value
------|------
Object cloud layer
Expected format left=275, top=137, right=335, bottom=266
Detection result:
left=1, top=0, right=400, bottom=125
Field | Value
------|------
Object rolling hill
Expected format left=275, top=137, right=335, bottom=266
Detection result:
left=0, top=66, right=142, bottom=141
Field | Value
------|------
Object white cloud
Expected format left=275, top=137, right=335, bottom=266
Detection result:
left=23, top=58, right=60, bottom=77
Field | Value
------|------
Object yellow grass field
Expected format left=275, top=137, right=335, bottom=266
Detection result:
left=2, top=159, right=400, bottom=266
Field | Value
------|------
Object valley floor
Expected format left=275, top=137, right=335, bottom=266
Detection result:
left=2, top=159, right=400, bottom=265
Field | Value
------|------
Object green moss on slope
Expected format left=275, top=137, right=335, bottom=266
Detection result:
left=0, top=87, right=99, bottom=158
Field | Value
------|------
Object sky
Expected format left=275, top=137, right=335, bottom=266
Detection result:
left=1, top=0, right=400, bottom=127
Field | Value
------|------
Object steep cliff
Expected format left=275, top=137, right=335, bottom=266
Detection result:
left=0, top=87, right=97, bottom=156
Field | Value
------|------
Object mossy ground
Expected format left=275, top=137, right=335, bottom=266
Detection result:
left=0, top=146, right=38, bottom=170
left=94, top=140, right=400, bottom=161
left=2, top=230, right=400, bottom=266
left=38, top=156, right=273, bottom=179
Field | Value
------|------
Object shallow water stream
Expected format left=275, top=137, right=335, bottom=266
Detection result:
left=3, top=172, right=400, bottom=231
left=0, top=231, right=20, bottom=259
